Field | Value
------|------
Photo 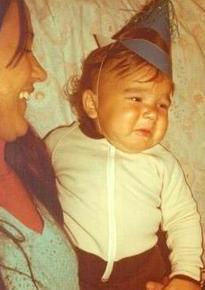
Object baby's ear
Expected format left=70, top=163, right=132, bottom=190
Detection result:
left=82, top=89, right=98, bottom=119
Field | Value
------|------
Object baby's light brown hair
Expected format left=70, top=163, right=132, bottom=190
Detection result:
left=67, top=28, right=171, bottom=137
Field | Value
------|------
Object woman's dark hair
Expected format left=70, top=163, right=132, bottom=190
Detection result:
left=0, top=0, right=29, bottom=67
left=0, top=0, right=63, bottom=228
left=0, top=1, right=63, bottom=289
left=3, top=129, right=64, bottom=290
left=5, top=128, right=64, bottom=224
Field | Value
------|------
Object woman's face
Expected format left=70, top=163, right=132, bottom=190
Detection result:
left=0, top=1, right=46, bottom=141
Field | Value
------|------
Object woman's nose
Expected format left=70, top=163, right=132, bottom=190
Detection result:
left=31, top=55, right=47, bottom=82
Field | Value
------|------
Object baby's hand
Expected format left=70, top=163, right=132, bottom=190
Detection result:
left=146, top=280, right=164, bottom=290
left=161, top=278, right=200, bottom=290
left=146, top=278, right=200, bottom=290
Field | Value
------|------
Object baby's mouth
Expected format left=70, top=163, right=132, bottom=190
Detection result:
left=135, top=129, right=152, bottom=137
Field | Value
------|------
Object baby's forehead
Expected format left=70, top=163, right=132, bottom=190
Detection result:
left=100, top=64, right=173, bottom=96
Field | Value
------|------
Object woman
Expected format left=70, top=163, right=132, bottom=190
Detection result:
left=0, top=0, right=79, bottom=289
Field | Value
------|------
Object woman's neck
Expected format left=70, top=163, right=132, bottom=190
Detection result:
left=0, top=138, right=44, bottom=233
left=0, top=138, right=10, bottom=176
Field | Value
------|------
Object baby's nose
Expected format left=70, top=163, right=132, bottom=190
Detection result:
left=143, top=105, right=157, bottom=120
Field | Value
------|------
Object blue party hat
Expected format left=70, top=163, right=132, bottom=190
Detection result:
left=113, top=0, right=173, bottom=77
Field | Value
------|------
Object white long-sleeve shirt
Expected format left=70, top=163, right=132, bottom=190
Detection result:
left=45, top=122, right=203, bottom=281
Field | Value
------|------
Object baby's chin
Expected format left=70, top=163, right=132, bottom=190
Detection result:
left=107, top=140, right=143, bottom=153
left=107, top=138, right=161, bottom=154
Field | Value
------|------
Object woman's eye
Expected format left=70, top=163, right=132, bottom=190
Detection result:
left=20, top=46, right=32, bottom=54
left=23, top=48, right=32, bottom=53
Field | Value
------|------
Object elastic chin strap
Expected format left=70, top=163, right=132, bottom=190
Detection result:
left=94, top=50, right=108, bottom=136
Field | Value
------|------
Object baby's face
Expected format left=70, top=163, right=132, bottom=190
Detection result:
left=93, top=68, right=172, bottom=153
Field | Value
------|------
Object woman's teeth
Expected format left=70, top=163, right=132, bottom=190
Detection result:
left=19, top=91, right=30, bottom=100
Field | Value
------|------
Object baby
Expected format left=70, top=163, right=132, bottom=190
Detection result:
left=46, top=1, right=203, bottom=289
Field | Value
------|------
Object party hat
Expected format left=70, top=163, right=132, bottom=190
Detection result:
left=113, top=0, right=173, bottom=77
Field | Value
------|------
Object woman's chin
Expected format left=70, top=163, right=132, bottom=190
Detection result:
left=0, top=119, right=29, bottom=142
left=16, top=121, right=29, bottom=138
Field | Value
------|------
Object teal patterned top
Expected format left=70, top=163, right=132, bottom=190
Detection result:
left=0, top=201, right=79, bottom=290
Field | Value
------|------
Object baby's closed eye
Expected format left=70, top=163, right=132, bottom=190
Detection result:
left=127, top=96, right=142, bottom=102
left=157, top=101, right=171, bottom=110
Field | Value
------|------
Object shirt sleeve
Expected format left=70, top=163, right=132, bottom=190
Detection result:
left=160, top=156, right=203, bottom=281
